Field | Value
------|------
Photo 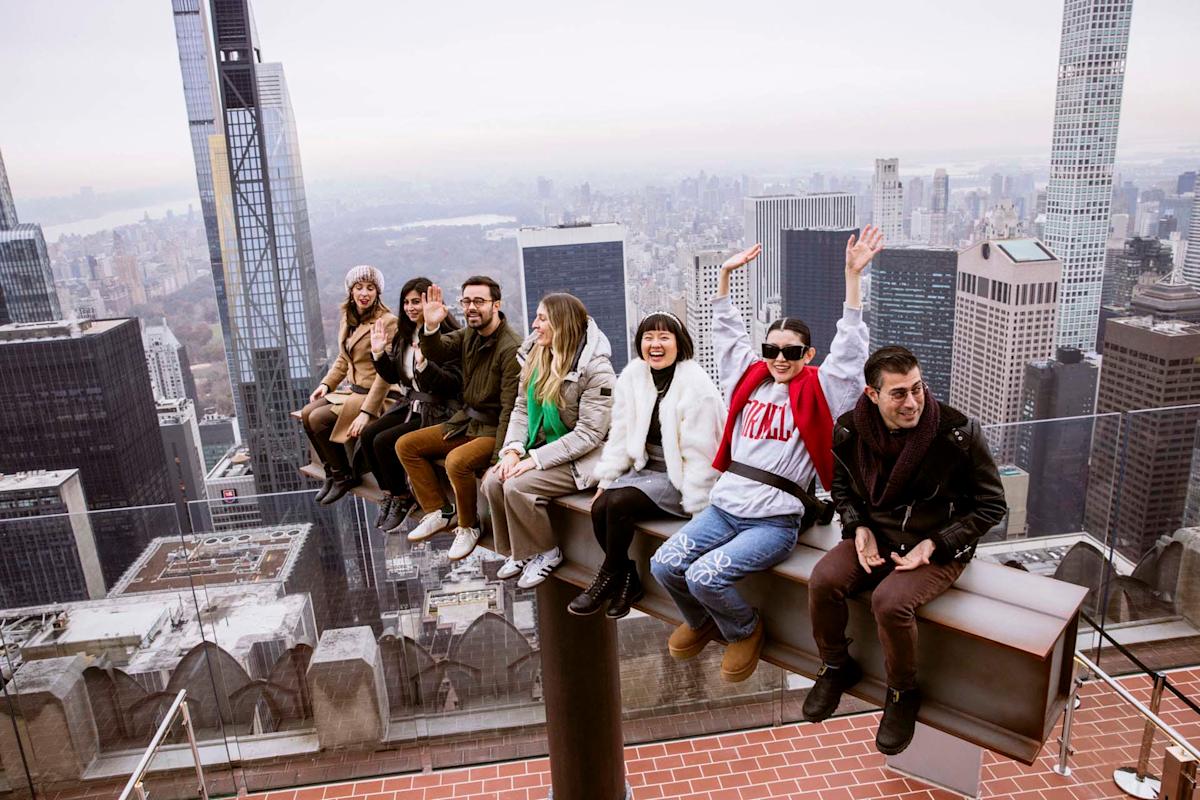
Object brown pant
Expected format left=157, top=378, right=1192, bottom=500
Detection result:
left=395, top=423, right=494, bottom=527
left=808, top=538, right=964, bottom=691
left=481, top=462, right=579, bottom=560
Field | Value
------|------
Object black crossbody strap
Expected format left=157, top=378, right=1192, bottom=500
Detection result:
left=726, top=461, right=834, bottom=525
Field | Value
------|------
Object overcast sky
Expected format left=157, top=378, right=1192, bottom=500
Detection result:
left=2, top=0, right=1197, bottom=197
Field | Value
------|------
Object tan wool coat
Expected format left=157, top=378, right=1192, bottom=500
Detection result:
left=320, top=308, right=399, bottom=443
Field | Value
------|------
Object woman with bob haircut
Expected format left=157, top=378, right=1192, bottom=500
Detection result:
left=570, top=311, right=726, bottom=619
left=481, top=292, right=615, bottom=588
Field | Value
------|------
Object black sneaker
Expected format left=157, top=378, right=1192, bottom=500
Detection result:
left=605, top=566, right=644, bottom=619
left=801, top=657, right=863, bottom=723
left=568, top=568, right=620, bottom=616
left=876, top=687, right=921, bottom=755
left=380, top=495, right=414, bottom=531
left=374, top=494, right=395, bottom=528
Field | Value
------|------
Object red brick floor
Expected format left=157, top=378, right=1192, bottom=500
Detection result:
left=243, top=669, right=1199, bottom=800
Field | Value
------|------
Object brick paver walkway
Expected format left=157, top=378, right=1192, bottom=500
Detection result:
left=242, top=668, right=1199, bottom=800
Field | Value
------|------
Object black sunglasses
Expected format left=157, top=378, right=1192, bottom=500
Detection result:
left=761, top=343, right=809, bottom=361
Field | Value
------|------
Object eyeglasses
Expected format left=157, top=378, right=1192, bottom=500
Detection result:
left=875, top=381, right=927, bottom=402
left=761, top=343, right=809, bottom=361
left=458, top=297, right=494, bottom=309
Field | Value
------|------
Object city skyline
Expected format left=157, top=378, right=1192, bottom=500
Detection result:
left=1, top=0, right=1198, bottom=198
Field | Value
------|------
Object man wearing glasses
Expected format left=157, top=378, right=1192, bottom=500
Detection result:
left=803, top=345, right=1006, bottom=756
left=396, top=276, right=523, bottom=557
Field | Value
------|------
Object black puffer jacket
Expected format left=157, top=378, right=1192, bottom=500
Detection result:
left=372, top=319, right=463, bottom=429
left=831, top=402, right=1007, bottom=564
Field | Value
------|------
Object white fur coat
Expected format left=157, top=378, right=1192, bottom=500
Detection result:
left=592, top=358, right=726, bottom=514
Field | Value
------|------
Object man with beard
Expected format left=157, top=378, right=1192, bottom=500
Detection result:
left=396, top=276, right=522, bottom=558
left=802, top=346, right=1006, bottom=755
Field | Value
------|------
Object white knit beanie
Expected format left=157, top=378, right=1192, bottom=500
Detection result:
left=344, top=264, right=384, bottom=295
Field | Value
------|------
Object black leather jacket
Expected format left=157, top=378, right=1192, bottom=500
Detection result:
left=831, top=403, right=1007, bottom=564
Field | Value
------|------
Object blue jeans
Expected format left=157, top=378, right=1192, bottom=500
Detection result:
left=649, top=504, right=800, bottom=642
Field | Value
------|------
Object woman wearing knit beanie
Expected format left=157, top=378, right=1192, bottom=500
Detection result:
left=300, top=265, right=398, bottom=505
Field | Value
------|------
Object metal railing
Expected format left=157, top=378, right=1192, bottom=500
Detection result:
left=1054, top=652, right=1199, bottom=798
left=117, top=690, right=209, bottom=800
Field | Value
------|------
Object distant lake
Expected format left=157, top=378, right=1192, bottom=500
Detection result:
left=367, top=214, right=517, bottom=232
left=42, top=198, right=196, bottom=241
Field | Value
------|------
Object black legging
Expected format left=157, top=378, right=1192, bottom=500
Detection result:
left=359, top=412, right=424, bottom=495
left=590, top=486, right=663, bottom=572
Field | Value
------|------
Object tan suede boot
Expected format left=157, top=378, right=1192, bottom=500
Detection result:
left=667, top=618, right=717, bottom=659
left=720, top=617, right=765, bottom=682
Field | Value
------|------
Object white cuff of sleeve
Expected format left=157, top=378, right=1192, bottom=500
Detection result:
left=529, top=449, right=544, bottom=470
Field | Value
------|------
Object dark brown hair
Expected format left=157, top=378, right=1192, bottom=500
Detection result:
left=865, top=346, right=921, bottom=389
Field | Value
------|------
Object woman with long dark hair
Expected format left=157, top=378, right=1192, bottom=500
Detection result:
left=301, top=265, right=397, bottom=506
left=569, top=312, right=725, bottom=619
left=649, top=227, right=882, bottom=683
left=360, top=276, right=462, bottom=531
left=479, top=293, right=615, bottom=587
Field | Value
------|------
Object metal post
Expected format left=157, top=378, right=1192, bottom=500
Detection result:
left=1113, top=672, right=1165, bottom=799
left=536, top=576, right=630, bottom=800
left=1052, top=674, right=1083, bottom=777
left=180, top=700, right=211, bottom=800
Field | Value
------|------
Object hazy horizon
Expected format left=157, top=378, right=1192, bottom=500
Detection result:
left=2, top=0, right=1198, bottom=199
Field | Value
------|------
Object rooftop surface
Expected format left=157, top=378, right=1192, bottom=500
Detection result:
left=202, top=667, right=1200, bottom=800
left=0, top=469, right=78, bottom=491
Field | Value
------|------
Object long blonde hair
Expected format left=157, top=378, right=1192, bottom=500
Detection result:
left=522, top=293, right=589, bottom=405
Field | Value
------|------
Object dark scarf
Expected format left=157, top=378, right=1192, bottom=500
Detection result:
left=852, top=392, right=941, bottom=509
left=646, top=363, right=677, bottom=446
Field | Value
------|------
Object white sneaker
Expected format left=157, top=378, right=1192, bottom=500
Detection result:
left=516, top=547, right=564, bottom=589
left=447, top=526, right=481, bottom=561
left=407, top=509, right=454, bottom=542
left=497, top=555, right=527, bottom=580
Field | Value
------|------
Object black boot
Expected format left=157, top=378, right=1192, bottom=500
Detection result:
left=374, top=493, right=395, bottom=527
left=381, top=494, right=414, bottom=532
left=313, top=476, right=336, bottom=504
left=567, top=568, right=620, bottom=616
left=320, top=469, right=361, bottom=506
left=606, top=565, right=644, bottom=619
left=801, top=656, right=863, bottom=723
left=875, top=686, right=921, bottom=755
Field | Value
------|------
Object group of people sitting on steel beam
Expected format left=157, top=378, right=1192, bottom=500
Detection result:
left=299, top=225, right=1007, bottom=755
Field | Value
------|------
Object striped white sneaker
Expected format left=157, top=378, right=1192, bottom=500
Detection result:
left=496, top=555, right=527, bottom=580
left=407, top=509, right=454, bottom=542
left=516, top=547, right=563, bottom=589
left=447, top=526, right=481, bottom=561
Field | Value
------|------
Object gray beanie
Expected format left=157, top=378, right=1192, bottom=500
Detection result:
left=344, top=264, right=384, bottom=295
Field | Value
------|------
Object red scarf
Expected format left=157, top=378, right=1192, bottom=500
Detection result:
left=712, top=361, right=834, bottom=489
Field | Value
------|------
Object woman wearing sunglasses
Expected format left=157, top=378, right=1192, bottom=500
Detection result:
left=649, top=226, right=884, bottom=682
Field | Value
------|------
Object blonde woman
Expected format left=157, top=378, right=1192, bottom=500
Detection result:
left=301, top=265, right=398, bottom=505
left=481, top=293, right=615, bottom=587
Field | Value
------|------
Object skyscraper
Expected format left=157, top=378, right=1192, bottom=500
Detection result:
left=1184, top=191, right=1200, bottom=290
left=143, top=318, right=199, bottom=403
left=158, top=397, right=209, bottom=530
left=0, top=148, right=62, bottom=325
left=1015, top=348, right=1098, bottom=536
left=743, top=193, right=856, bottom=320
left=1043, top=0, right=1133, bottom=350
left=517, top=222, right=629, bottom=371
left=171, top=0, right=241, bottom=420
left=779, top=228, right=858, bottom=365
left=0, top=469, right=106, bottom=608
left=682, top=247, right=742, bottom=384
left=929, top=169, right=950, bottom=247
left=1085, top=317, right=1200, bottom=559
left=1101, top=236, right=1173, bottom=309
left=207, top=0, right=328, bottom=495
left=872, top=158, right=903, bottom=243
left=0, top=319, right=174, bottom=585
left=950, top=239, right=1062, bottom=458
left=865, top=246, right=957, bottom=400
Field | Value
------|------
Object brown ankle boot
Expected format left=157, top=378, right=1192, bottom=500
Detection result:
left=668, top=618, right=717, bottom=659
left=720, top=616, right=765, bottom=682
